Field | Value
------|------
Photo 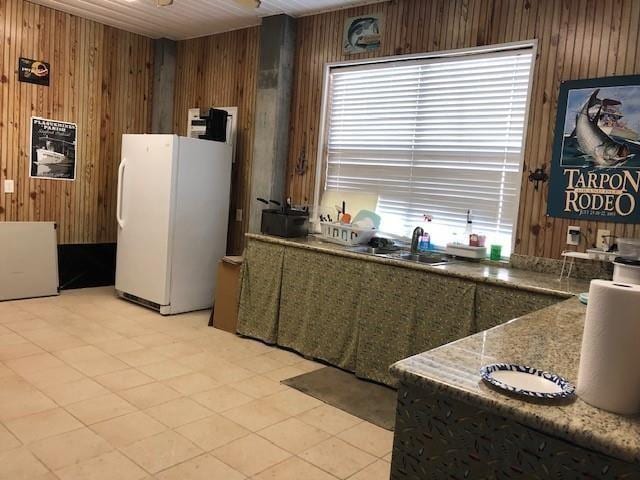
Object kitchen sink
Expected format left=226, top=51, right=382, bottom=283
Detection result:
left=386, top=251, right=453, bottom=264
left=346, top=245, right=401, bottom=255
left=345, top=245, right=453, bottom=265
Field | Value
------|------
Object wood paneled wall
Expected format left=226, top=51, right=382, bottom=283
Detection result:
left=286, top=0, right=640, bottom=258
left=173, top=27, right=259, bottom=254
left=0, top=0, right=153, bottom=244
left=7, top=0, right=639, bottom=257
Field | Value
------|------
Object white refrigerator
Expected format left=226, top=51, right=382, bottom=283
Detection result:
left=115, top=134, right=232, bottom=315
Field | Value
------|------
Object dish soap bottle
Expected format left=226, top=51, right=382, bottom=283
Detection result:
left=419, top=214, right=433, bottom=251
left=464, top=210, right=473, bottom=243
left=419, top=232, right=431, bottom=251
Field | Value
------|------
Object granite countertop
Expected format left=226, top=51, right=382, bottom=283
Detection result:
left=246, top=233, right=590, bottom=297
left=390, top=298, right=640, bottom=464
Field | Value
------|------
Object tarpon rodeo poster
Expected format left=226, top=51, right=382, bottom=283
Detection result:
left=29, top=117, right=77, bottom=181
left=548, top=75, right=640, bottom=222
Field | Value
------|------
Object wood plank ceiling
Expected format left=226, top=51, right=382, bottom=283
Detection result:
left=26, top=0, right=384, bottom=39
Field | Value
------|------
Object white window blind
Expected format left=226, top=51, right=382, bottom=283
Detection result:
left=322, top=46, right=534, bottom=255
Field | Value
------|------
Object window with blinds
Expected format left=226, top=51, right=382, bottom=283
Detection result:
left=321, top=46, right=535, bottom=256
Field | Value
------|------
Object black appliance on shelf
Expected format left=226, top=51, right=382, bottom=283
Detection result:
left=198, top=108, right=228, bottom=142
left=257, top=198, right=309, bottom=238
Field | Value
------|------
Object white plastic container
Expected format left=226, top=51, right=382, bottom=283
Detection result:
left=617, top=238, right=640, bottom=260
left=319, top=222, right=376, bottom=246
left=613, top=259, right=640, bottom=285
left=445, top=243, right=487, bottom=259
left=585, top=249, right=618, bottom=261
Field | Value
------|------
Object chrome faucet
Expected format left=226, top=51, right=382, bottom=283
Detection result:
left=411, top=226, right=424, bottom=253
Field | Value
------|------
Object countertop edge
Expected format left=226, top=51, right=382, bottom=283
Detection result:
left=388, top=298, right=640, bottom=465
left=390, top=362, right=638, bottom=464
left=245, top=233, right=580, bottom=298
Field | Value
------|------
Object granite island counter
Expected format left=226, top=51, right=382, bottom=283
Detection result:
left=237, top=234, right=591, bottom=386
left=389, top=298, right=640, bottom=479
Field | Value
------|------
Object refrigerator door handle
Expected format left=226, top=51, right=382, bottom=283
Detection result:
left=116, top=158, right=127, bottom=229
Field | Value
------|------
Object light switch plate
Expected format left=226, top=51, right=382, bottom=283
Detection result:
left=3, top=179, right=14, bottom=194
left=596, top=229, right=611, bottom=250
left=567, top=226, right=580, bottom=246
left=235, top=208, right=243, bottom=222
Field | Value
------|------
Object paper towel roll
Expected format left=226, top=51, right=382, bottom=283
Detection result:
left=577, top=280, right=640, bottom=415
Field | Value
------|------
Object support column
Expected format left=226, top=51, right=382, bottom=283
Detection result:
left=151, top=38, right=177, bottom=134
left=248, top=14, right=297, bottom=233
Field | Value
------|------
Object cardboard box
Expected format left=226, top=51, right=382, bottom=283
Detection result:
left=212, top=256, right=243, bottom=333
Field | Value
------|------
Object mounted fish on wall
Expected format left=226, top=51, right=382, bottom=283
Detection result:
left=343, top=14, right=383, bottom=54
left=548, top=75, right=640, bottom=223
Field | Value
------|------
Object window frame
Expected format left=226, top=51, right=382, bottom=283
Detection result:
left=312, top=40, right=538, bottom=252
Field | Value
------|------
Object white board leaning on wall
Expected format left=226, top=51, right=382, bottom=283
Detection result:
left=0, top=222, right=58, bottom=301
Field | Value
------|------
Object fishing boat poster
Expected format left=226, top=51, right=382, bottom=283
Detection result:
left=548, top=75, right=640, bottom=223
left=29, top=117, right=77, bottom=181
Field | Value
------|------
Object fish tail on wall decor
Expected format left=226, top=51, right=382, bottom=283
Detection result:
left=547, top=75, right=640, bottom=224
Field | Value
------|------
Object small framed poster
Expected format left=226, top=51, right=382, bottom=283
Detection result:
left=18, top=58, right=50, bottom=86
left=343, top=14, right=383, bottom=54
left=29, top=117, right=77, bottom=181
left=548, top=75, right=640, bottom=222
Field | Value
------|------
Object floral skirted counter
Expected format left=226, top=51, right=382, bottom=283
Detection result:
left=237, top=234, right=590, bottom=387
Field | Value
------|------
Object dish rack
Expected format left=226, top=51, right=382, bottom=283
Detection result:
left=319, top=222, right=376, bottom=246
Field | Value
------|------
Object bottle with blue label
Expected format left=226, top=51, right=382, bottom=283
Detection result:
left=419, top=214, right=433, bottom=251
left=418, top=232, right=431, bottom=251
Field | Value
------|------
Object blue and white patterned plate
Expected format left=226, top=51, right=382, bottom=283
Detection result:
left=480, top=363, right=576, bottom=399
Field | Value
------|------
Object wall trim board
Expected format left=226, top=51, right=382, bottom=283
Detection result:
left=58, top=242, right=116, bottom=289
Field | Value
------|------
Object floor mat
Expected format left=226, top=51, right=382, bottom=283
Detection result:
left=283, top=366, right=397, bottom=431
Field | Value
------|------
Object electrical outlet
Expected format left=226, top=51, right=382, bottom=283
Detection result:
left=596, top=229, right=611, bottom=250
left=3, top=179, right=14, bottom=194
left=567, top=226, right=580, bottom=246
left=235, top=208, right=243, bottom=222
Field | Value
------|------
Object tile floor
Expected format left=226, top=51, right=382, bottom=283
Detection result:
left=0, top=287, right=393, bottom=479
